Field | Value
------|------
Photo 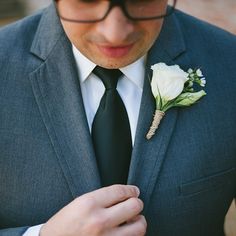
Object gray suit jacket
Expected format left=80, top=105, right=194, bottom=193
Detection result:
left=0, top=4, right=236, bottom=236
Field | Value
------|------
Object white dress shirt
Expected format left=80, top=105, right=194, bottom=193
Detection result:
left=73, top=45, right=145, bottom=144
left=23, top=45, right=145, bottom=235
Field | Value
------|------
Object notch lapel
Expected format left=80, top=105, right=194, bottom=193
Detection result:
left=128, top=13, right=188, bottom=212
left=29, top=4, right=100, bottom=198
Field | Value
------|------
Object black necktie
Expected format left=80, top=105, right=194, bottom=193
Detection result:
left=92, top=66, right=132, bottom=187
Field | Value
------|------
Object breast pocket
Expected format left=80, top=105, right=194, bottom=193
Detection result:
left=179, top=168, right=236, bottom=196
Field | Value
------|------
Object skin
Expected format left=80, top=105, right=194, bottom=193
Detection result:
left=40, top=185, right=146, bottom=236
left=41, top=1, right=167, bottom=235
left=57, top=1, right=167, bottom=68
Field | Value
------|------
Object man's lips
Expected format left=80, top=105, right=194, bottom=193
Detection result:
left=97, top=44, right=134, bottom=58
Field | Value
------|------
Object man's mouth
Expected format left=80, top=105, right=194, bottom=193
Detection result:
left=97, top=44, right=134, bottom=58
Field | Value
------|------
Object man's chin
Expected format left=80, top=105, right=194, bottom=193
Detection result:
left=94, top=58, right=136, bottom=69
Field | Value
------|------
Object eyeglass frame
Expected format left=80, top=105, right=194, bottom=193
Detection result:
left=54, top=0, right=177, bottom=23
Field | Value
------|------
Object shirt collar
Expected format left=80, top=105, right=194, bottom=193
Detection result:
left=72, top=44, right=145, bottom=89
left=72, top=45, right=97, bottom=81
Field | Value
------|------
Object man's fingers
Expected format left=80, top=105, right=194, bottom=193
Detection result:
left=104, top=197, right=144, bottom=227
left=41, top=185, right=143, bottom=236
left=108, top=215, right=147, bottom=236
left=82, top=184, right=140, bottom=208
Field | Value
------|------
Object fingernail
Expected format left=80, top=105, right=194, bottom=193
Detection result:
left=134, top=186, right=140, bottom=196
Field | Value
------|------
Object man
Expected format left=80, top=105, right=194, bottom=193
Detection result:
left=0, top=0, right=236, bottom=235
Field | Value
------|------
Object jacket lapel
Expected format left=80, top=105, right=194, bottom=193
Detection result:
left=128, top=13, right=188, bottom=212
left=28, top=4, right=189, bottom=203
left=29, top=4, right=101, bottom=198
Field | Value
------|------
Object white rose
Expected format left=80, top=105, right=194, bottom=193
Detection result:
left=151, top=63, right=189, bottom=107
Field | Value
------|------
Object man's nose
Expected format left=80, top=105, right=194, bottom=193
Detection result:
left=96, top=7, right=134, bottom=44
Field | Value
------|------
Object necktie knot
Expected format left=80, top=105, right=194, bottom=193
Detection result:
left=93, top=66, right=122, bottom=90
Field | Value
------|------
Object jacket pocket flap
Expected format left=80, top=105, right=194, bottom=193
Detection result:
left=180, top=168, right=236, bottom=196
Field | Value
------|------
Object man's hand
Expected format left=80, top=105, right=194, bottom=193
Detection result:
left=40, top=185, right=147, bottom=236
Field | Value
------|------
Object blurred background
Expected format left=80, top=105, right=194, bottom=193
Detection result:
left=0, top=0, right=50, bottom=26
left=0, top=0, right=235, bottom=235
left=0, top=0, right=236, bottom=34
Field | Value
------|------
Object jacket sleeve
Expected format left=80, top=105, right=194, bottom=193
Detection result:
left=0, top=227, right=29, bottom=236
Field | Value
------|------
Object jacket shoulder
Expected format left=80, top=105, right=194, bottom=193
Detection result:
left=173, top=9, right=236, bottom=79
left=0, top=11, right=43, bottom=60
left=174, top=10, right=236, bottom=53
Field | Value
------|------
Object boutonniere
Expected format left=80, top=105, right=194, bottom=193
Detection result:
left=146, top=63, right=206, bottom=140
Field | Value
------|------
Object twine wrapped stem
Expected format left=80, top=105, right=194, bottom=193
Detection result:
left=146, top=110, right=165, bottom=140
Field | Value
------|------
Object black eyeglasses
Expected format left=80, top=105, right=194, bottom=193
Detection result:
left=55, top=0, right=177, bottom=23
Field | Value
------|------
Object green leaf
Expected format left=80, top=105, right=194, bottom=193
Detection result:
left=173, top=90, right=206, bottom=107
left=162, top=100, right=174, bottom=112
left=155, top=95, right=162, bottom=110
